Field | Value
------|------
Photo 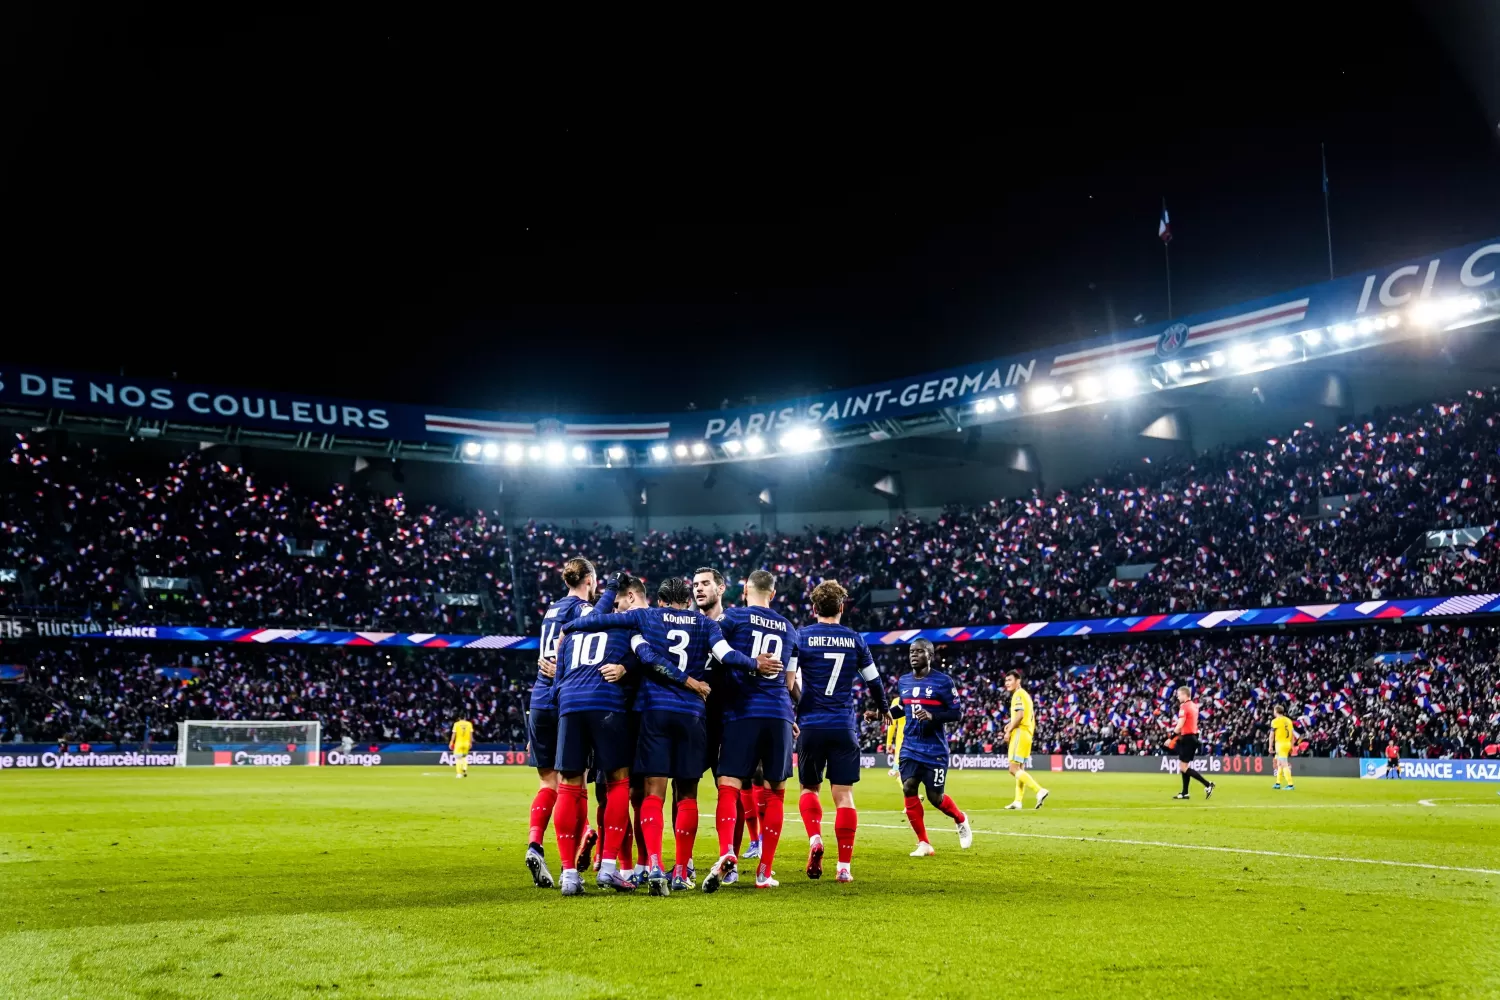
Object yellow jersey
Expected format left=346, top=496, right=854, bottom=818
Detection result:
left=451, top=719, right=473, bottom=751
left=1271, top=716, right=1295, bottom=750
left=885, top=697, right=905, bottom=756
left=1010, top=687, right=1036, bottom=735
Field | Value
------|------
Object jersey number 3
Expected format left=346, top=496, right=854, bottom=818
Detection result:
left=666, top=629, right=691, bottom=672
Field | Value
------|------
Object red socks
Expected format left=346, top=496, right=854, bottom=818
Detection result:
left=938, top=795, right=966, bottom=824
left=673, top=797, right=698, bottom=872
left=756, top=787, right=786, bottom=881
left=733, top=792, right=746, bottom=855
left=756, top=784, right=769, bottom=821
left=741, top=787, right=761, bottom=842
left=528, top=786, right=558, bottom=846
left=602, top=779, right=631, bottom=864
left=640, top=793, right=666, bottom=870
left=715, top=784, right=739, bottom=856
left=799, top=789, right=823, bottom=838
left=554, top=782, right=587, bottom=869
left=633, top=798, right=647, bottom=868
left=904, top=795, right=929, bottom=843
left=835, top=806, right=857, bottom=864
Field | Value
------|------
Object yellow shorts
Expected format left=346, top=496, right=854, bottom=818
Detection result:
left=455, top=749, right=471, bottom=759
left=1274, top=743, right=1291, bottom=762
left=1008, top=731, right=1033, bottom=762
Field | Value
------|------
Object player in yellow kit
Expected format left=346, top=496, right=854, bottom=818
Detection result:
left=450, top=717, right=474, bottom=779
left=884, top=696, right=904, bottom=777
left=1002, top=667, right=1049, bottom=810
left=1269, top=704, right=1297, bottom=791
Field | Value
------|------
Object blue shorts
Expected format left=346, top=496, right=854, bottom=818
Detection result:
left=635, top=710, right=707, bottom=780
left=797, top=727, right=861, bottom=787
left=718, top=717, right=794, bottom=784
left=899, top=758, right=948, bottom=798
left=526, top=708, right=558, bottom=769
left=556, top=710, right=633, bottom=775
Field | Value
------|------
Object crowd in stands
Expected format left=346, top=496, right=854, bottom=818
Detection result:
left=0, top=441, right=516, bottom=632
left=2, top=625, right=1495, bottom=760
left=0, top=643, right=526, bottom=747
left=859, top=626, right=1500, bottom=759
left=3, top=388, right=1500, bottom=636
left=3, top=388, right=1500, bottom=757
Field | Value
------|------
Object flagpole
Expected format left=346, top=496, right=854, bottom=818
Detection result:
left=1321, top=142, right=1334, bottom=280
left=1164, top=240, right=1172, bottom=319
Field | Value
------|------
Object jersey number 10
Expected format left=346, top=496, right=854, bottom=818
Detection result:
left=568, top=632, right=607, bottom=674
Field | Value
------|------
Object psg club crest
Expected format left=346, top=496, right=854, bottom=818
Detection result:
left=1156, top=322, right=1190, bottom=359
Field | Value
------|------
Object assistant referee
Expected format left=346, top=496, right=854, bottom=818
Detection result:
left=1169, top=686, right=1215, bottom=800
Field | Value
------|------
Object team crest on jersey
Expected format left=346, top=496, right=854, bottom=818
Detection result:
left=1156, top=322, right=1190, bottom=358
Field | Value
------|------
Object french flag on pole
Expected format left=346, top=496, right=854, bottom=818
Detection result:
left=1159, top=201, right=1173, bottom=244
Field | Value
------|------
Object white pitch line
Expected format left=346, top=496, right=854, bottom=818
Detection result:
left=863, top=802, right=1499, bottom=813
left=860, top=823, right=1500, bottom=876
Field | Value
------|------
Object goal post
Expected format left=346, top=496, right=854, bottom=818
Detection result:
left=176, top=720, right=322, bottom=767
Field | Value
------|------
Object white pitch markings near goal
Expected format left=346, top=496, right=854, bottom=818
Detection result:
left=861, top=823, right=1500, bottom=876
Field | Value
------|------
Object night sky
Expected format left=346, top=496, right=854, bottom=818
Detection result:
left=5, top=6, right=1499, bottom=417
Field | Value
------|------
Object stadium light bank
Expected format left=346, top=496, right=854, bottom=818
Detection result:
left=446, top=293, right=1493, bottom=469
left=973, top=292, right=1493, bottom=423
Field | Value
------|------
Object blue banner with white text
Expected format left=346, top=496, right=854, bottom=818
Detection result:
left=1360, top=758, right=1500, bottom=781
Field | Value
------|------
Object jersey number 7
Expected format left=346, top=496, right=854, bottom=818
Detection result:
left=822, top=652, right=845, bottom=696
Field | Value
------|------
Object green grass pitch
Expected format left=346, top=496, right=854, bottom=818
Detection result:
left=2, top=767, right=1497, bottom=999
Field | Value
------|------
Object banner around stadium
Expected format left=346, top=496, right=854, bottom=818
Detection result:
left=1359, top=758, right=1500, bottom=781
left=3, top=237, right=1497, bottom=446
left=59, top=591, right=1500, bottom=650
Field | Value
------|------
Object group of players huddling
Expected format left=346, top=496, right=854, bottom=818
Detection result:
left=510, top=557, right=1046, bottom=896
left=444, top=557, right=1277, bottom=898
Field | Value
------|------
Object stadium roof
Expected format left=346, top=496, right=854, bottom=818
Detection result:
left=4, top=238, right=1498, bottom=524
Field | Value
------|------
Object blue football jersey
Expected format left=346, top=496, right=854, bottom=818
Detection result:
left=556, top=626, right=641, bottom=715
left=531, top=585, right=617, bottom=712
left=718, top=605, right=799, bottom=724
left=794, top=622, right=877, bottom=730
left=897, top=669, right=960, bottom=765
left=566, top=607, right=755, bottom=717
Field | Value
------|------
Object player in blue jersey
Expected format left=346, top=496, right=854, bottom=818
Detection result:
left=705, top=569, right=801, bottom=891
left=793, top=580, right=891, bottom=883
left=525, top=556, right=606, bottom=890
left=563, top=576, right=779, bottom=896
left=689, top=566, right=730, bottom=884
left=897, top=638, right=973, bottom=856
left=551, top=573, right=651, bottom=896
left=695, top=565, right=767, bottom=877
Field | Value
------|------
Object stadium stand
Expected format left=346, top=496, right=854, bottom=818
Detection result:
left=3, top=387, right=1500, bottom=757
left=12, top=388, right=1500, bottom=632
left=2, top=626, right=1494, bottom=759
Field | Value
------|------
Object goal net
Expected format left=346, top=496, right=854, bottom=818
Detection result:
left=176, top=720, right=322, bottom=767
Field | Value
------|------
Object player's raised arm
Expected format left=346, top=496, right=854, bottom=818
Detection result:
left=705, top=616, right=762, bottom=672
left=590, top=570, right=631, bottom=616
left=561, top=608, right=643, bottom=634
